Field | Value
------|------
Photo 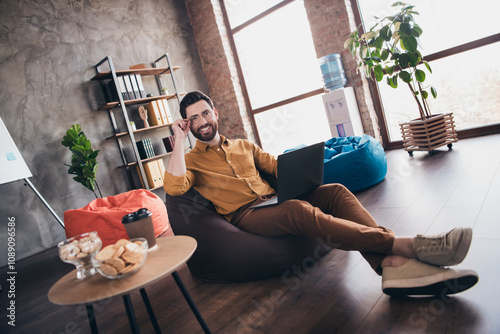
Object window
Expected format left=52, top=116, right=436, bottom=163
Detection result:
left=356, top=0, right=500, bottom=142
left=222, top=0, right=330, bottom=155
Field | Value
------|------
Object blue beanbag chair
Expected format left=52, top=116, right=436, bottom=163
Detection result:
left=323, top=134, right=387, bottom=192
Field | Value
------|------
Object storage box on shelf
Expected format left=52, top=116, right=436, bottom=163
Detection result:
left=91, top=53, right=190, bottom=190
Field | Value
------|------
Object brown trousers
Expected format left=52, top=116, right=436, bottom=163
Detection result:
left=230, top=183, right=395, bottom=274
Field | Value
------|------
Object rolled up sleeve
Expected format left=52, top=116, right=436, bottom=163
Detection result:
left=253, top=143, right=278, bottom=178
left=163, top=169, right=196, bottom=196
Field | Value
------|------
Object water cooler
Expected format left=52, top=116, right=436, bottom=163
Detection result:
left=318, top=53, right=364, bottom=137
left=322, top=87, right=363, bottom=137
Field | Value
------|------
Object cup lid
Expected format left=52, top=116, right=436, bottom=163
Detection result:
left=122, top=208, right=152, bottom=223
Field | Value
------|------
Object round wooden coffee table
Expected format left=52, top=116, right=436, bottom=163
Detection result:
left=48, top=235, right=210, bottom=334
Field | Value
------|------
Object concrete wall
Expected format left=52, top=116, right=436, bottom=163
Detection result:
left=0, top=0, right=208, bottom=267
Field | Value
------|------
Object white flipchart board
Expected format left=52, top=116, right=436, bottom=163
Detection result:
left=0, top=117, right=63, bottom=228
left=0, top=117, right=32, bottom=184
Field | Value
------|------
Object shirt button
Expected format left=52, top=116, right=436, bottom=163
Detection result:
left=217, top=148, right=220, bottom=151
left=249, top=183, right=252, bottom=186
left=236, top=174, right=240, bottom=178
left=228, top=160, right=231, bottom=163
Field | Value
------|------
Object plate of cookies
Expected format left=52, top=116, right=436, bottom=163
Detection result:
left=91, top=238, right=148, bottom=279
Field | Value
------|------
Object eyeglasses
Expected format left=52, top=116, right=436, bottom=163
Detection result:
left=188, top=110, right=215, bottom=125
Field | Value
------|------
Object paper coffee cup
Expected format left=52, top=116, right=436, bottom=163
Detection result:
left=122, top=208, right=157, bottom=249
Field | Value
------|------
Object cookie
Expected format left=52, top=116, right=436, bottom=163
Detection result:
left=99, top=263, right=118, bottom=277
left=95, top=244, right=115, bottom=261
left=114, top=239, right=130, bottom=250
left=122, top=251, right=144, bottom=264
left=113, top=246, right=125, bottom=258
left=76, top=252, right=88, bottom=259
left=104, top=257, right=126, bottom=272
left=120, top=263, right=140, bottom=274
left=124, top=242, right=141, bottom=253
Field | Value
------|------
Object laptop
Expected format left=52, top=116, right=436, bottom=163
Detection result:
left=251, top=141, right=324, bottom=208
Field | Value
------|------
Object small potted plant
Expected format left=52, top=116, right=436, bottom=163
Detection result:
left=344, top=1, right=457, bottom=155
left=62, top=124, right=103, bottom=198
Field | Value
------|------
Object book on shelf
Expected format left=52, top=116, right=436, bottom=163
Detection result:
left=134, top=74, right=145, bottom=98
left=101, top=80, right=119, bottom=103
left=145, top=101, right=163, bottom=126
left=136, top=160, right=165, bottom=189
left=159, top=99, right=173, bottom=123
left=129, top=75, right=141, bottom=99
left=146, top=138, right=155, bottom=157
left=123, top=75, right=136, bottom=99
left=162, top=135, right=175, bottom=153
left=117, top=76, right=130, bottom=100
left=157, top=99, right=169, bottom=124
left=136, top=139, right=155, bottom=160
left=157, top=160, right=166, bottom=184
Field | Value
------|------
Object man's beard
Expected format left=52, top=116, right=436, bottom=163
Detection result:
left=191, top=121, right=218, bottom=142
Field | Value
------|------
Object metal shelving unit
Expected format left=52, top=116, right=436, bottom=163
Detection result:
left=91, top=54, right=189, bottom=190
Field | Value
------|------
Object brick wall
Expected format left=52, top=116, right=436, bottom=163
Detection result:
left=185, top=0, right=381, bottom=142
left=184, top=0, right=255, bottom=141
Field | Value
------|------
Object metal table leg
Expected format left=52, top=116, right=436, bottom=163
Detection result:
left=123, top=294, right=140, bottom=334
left=86, top=304, right=99, bottom=334
left=171, top=271, right=211, bottom=334
left=140, top=288, right=161, bottom=334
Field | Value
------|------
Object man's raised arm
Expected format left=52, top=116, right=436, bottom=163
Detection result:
left=166, top=119, right=190, bottom=176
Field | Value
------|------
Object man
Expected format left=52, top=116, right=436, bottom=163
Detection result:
left=164, top=91, right=478, bottom=296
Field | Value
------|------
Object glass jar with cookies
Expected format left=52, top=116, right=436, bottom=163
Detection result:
left=91, top=238, right=148, bottom=279
left=58, top=231, right=102, bottom=279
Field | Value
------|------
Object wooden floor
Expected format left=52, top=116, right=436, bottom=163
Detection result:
left=2, top=134, right=500, bottom=334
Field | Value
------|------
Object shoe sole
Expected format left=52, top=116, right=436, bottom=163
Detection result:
left=383, top=269, right=479, bottom=296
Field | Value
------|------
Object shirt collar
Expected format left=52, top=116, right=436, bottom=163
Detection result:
left=194, top=135, right=230, bottom=152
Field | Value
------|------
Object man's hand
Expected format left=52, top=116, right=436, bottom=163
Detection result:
left=171, top=119, right=190, bottom=141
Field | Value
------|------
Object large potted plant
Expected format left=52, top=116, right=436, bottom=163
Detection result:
left=344, top=1, right=457, bottom=155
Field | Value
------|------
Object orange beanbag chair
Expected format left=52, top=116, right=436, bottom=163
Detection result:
left=64, top=189, right=173, bottom=247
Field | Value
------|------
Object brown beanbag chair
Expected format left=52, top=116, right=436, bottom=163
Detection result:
left=165, top=188, right=332, bottom=283
left=65, top=189, right=173, bottom=247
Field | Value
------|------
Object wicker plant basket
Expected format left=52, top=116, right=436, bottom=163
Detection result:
left=400, top=113, right=458, bottom=156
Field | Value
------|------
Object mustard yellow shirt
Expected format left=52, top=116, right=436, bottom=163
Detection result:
left=163, top=135, right=277, bottom=221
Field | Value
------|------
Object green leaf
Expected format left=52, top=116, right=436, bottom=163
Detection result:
left=415, top=69, right=426, bottom=82
left=412, top=25, right=423, bottom=37
left=374, top=65, right=384, bottom=81
left=399, top=71, right=412, bottom=83
left=361, top=31, right=377, bottom=40
left=381, top=49, right=390, bottom=61
left=400, top=23, right=412, bottom=36
left=380, top=25, right=392, bottom=41
left=402, top=35, right=417, bottom=52
left=62, top=124, right=82, bottom=147
left=423, top=60, right=432, bottom=73
left=391, top=2, right=407, bottom=7
left=387, top=75, right=398, bottom=88
left=386, top=66, right=395, bottom=76
left=399, top=53, right=409, bottom=69
left=374, top=36, right=384, bottom=49
left=344, top=38, right=352, bottom=50
left=408, top=52, right=419, bottom=67
left=431, top=86, right=438, bottom=98
left=422, top=90, right=429, bottom=99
